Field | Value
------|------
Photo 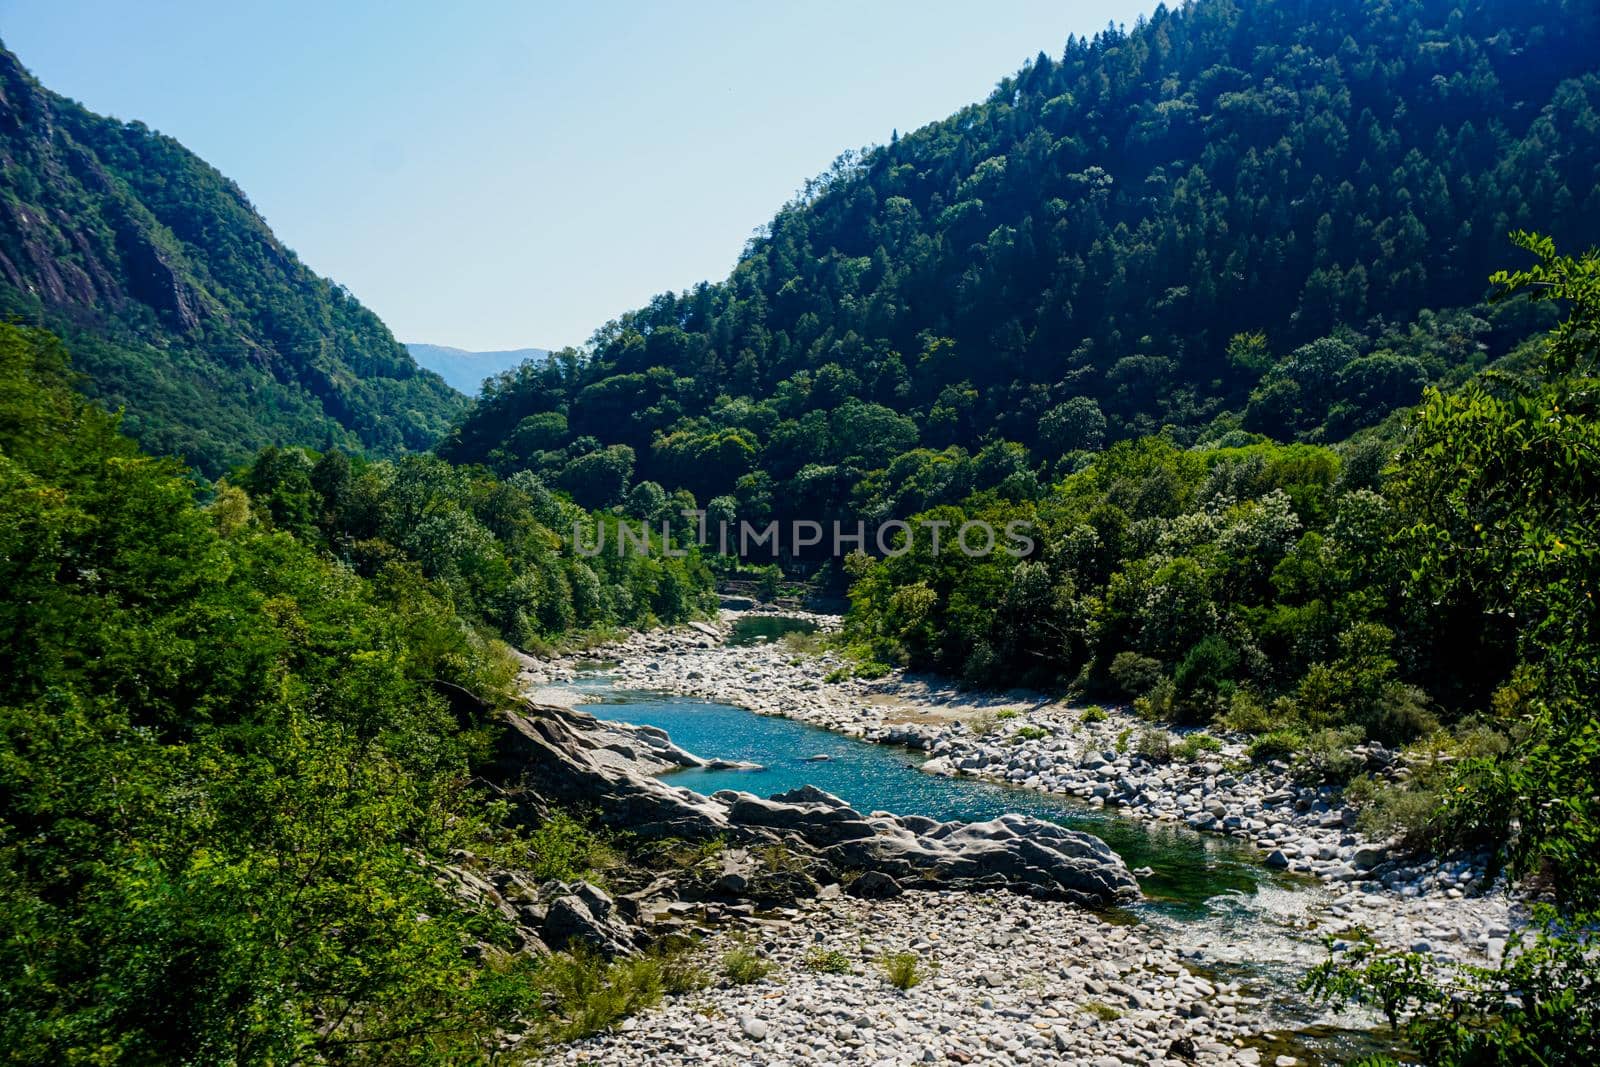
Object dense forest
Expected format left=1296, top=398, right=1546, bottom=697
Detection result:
left=845, top=231, right=1597, bottom=873
left=0, top=321, right=714, bottom=1060
left=2, top=0, right=1599, bottom=1060
left=0, top=44, right=463, bottom=476
left=441, top=0, right=1599, bottom=526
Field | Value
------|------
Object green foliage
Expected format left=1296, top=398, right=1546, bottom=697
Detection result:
left=720, top=940, right=774, bottom=985
left=1247, top=730, right=1304, bottom=764
left=1304, top=909, right=1600, bottom=1067
left=1292, top=726, right=1366, bottom=785
left=1079, top=705, right=1109, bottom=724
left=0, top=49, right=463, bottom=477
left=231, top=444, right=716, bottom=648
left=1344, top=775, right=1448, bottom=851
left=531, top=943, right=708, bottom=1044
left=1391, top=234, right=1600, bottom=905
left=879, top=951, right=925, bottom=991
left=1173, top=734, right=1224, bottom=762
left=442, top=0, right=1599, bottom=531
left=526, top=812, right=619, bottom=884
left=1302, top=237, right=1600, bottom=1063
left=804, top=948, right=853, bottom=975
left=0, top=324, right=545, bottom=1062
left=1133, top=729, right=1174, bottom=763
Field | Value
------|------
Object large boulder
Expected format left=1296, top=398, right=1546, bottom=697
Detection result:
left=539, top=880, right=638, bottom=957
left=496, top=704, right=1139, bottom=908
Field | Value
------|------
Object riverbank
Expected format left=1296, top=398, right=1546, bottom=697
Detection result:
left=560, top=889, right=1280, bottom=1066
left=522, top=610, right=1522, bottom=973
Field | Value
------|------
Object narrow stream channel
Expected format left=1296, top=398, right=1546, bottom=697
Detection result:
left=562, top=619, right=1386, bottom=1061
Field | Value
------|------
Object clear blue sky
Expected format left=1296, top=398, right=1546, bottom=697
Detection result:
left=1, top=1, right=1151, bottom=350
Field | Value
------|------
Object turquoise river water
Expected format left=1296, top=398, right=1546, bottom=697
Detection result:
left=565, top=618, right=1385, bottom=1060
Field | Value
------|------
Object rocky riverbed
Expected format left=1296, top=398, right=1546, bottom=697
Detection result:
left=559, top=890, right=1285, bottom=1067
left=523, top=610, right=1523, bottom=972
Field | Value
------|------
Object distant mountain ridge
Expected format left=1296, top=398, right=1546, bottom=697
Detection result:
left=0, top=41, right=464, bottom=476
left=406, top=343, right=549, bottom=395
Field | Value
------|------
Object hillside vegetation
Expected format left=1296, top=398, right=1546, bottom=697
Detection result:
left=0, top=321, right=715, bottom=1061
left=0, top=44, right=464, bottom=476
left=441, top=0, right=1599, bottom=524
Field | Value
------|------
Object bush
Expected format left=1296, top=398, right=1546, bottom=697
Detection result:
left=721, top=941, right=773, bottom=985
left=1293, top=726, right=1366, bottom=784
left=1172, top=635, right=1240, bottom=722
left=880, top=951, right=924, bottom=991
left=1012, top=725, right=1051, bottom=742
left=1247, top=728, right=1304, bottom=763
left=804, top=948, right=852, bottom=974
left=1080, top=705, right=1109, bottom=724
left=1110, top=652, right=1165, bottom=697
left=533, top=943, right=707, bottom=1043
left=1348, top=777, right=1446, bottom=848
left=855, top=659, right=892, bottom=679
left=526, top=812, right=617, bottom=883
left=1173, top=733, right=1223, bottom=761
left=1134, top=676, right=1178, bottom=720
left=1217, top=688, right=1276, bottom=734
left=1133, top=729, right=1173, bottom=762
left=1304, top=907, right=1600, bottom=1066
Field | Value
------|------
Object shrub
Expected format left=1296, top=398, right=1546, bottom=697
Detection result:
left=1304, top=907, right=1600, bottom=1066
left=880, top=951, right=924, bottom=991
left=804, top=949, right=852, bottom=974
left=1351, top=779, right=1446, bottom=848
left=995, top=709, right=1020, bottom=721
left=1012, top=725, right=1051, bottom=742
left=1247, top=728, right=1304, bottom=763
left=1134, top=676, right=1178, bottom=720
left=1082, top=1000, right=1123, bottom=1021
left=781, top=630, right=827, bottom=656
left=1133, top=728, right=1173, bottom=762
left=721, top=941, right=773, bottom=985
left=970, top=712, right=1001, bottom=736
left=1173, top=733, right=1223, bottom=761
left=1293, top=726, right=1366, bottom=784
left=1217, top=688, right=1276, bottom=734
left=1110, top=651, right=1165, bottom=697
left=1172, top=635, right=1240, bottom=722
left=525, top=811, right=617, bottom=883
left=533, top=943, right=707, bottom=1043
left=1114, top=727, right=1134, bottom=754
left=1080, top=705, right=1109, bottom=724
left=753, top=842, right=806, bottom=874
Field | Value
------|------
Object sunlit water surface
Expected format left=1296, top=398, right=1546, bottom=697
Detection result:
left=565, top=626, right=1391, bottom=1061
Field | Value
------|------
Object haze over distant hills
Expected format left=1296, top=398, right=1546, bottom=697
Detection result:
left=405, top=343, right=550, bottom=395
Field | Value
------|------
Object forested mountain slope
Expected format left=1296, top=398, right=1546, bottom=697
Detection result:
left=441, top=0, right=1600, bottom=521
left=0, top=43, right=463, bottom=476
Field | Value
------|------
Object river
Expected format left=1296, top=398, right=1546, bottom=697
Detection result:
left=559, top=620, right=1388, bottom=1061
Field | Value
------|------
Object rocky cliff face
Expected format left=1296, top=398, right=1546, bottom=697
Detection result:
left=493, top=702, right=1139, bottom=909
left=0, top=43, right=464, bottom=474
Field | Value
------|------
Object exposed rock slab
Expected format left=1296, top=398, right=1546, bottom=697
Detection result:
left=495, top=703, right=1138, bottom=908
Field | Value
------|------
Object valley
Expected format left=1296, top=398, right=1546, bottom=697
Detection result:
left=519, top=611, right=1518, bottom=1063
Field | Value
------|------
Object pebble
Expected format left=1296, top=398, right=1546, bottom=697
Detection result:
left=525, top=610, right=1528, bottom=1063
